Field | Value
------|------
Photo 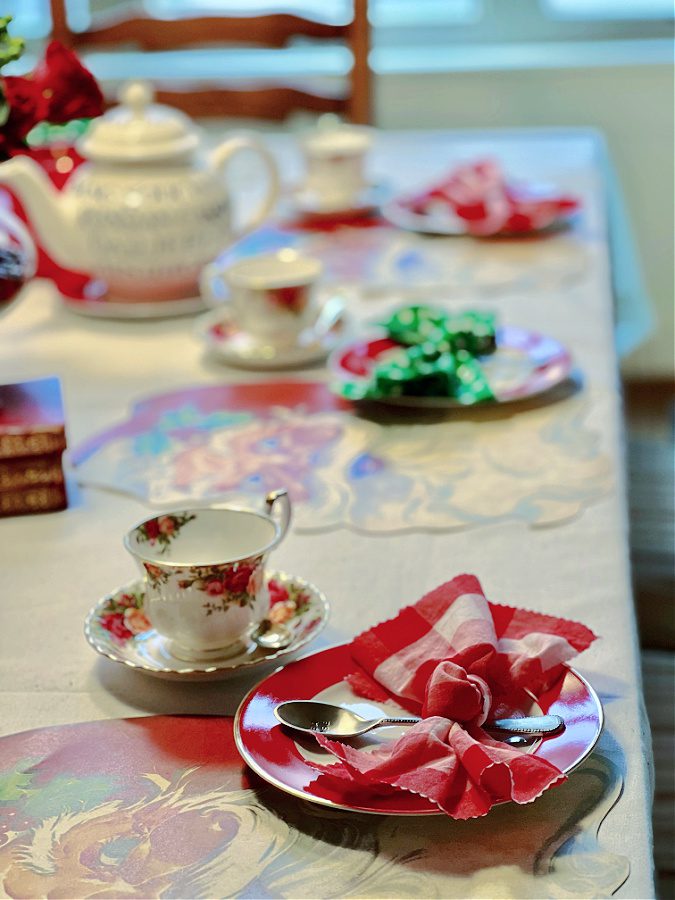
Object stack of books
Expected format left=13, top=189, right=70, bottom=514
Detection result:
left=0, top=377, right=68, bottom=517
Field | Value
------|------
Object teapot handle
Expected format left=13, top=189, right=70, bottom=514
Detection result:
left=210, top=135, right=280, bottom=239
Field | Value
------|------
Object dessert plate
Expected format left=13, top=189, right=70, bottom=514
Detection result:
left=382, top=183, right=577, bottom=237
left=195, top=301, right=351, bottom=370
left=235, top=643, right=603, bottom=815
left=84, top=570, right=329, bottom=681
left=329, top=325, right=572, bottom=407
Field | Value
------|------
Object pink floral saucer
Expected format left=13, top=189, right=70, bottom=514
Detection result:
left=84, top=570, right=329, bottom=681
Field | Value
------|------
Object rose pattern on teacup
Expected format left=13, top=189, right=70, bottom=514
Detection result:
left=143, top=562, right=171, bottom=588
left=93, top=577, right=305, bottom=648
left=266, top=285, right=308, bottom=315
left=136, top=512, right=196, bottom=553
left=98, top=586, right=152, bottom=643
left=176, top=560, right=264, bottom=616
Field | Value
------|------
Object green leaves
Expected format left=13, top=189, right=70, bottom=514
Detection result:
left=0, top=16, right=25, bottom=73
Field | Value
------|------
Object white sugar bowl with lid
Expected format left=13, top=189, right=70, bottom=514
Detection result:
left=0, top=81, right=280, bottom=302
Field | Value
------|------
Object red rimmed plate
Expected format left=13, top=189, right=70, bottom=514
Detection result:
left=329, top=325, right=572, bottom=407
left=381, top=182, right=578, bottom=237
left=234, top=644, right=603, bottom=815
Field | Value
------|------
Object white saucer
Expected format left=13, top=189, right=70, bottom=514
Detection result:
left=195, top=300, right=351, bottom=370
left=63, top=290, right=206, bottom=320
left=290, top=182, right=388, bottom=219
left=84, top=570, right=330, bottom=681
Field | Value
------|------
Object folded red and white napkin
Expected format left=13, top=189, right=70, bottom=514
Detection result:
left=405, top=160, right=579, bottom=236
left=312, top=574, right=596, bottom=818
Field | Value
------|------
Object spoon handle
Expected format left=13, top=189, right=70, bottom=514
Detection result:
left=379, top=717, right=422, bottom=726
left=488, top=714, right=564, bottom=735
left=376, top=714, right=564, bottom=735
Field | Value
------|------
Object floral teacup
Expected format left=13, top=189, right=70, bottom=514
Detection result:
left=123, top=489, right=291, bottom=660
left=200, top=250, right=323, bottom=348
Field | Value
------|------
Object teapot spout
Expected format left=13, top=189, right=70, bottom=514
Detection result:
left=0, top=156, right=85, bottom=270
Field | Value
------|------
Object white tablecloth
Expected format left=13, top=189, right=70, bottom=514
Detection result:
left=0, top=130, right=654, bottom=898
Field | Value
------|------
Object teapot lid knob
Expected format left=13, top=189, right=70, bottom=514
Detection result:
left=80, top=79, right=199, bottom=163
left=119, top=80, right=154, bottom=118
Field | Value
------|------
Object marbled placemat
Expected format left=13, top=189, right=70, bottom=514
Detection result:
left=0, top=714, right=628, bottom=899
left=69, top=381, right=611, bottom=534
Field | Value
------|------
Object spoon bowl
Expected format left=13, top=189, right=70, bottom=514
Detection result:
left=274, top=700, right=420, bottom=737
left=250, top=620, right=294, bottom=651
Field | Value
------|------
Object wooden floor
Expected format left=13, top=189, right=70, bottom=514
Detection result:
left=624, top=381, right=675, bottom=899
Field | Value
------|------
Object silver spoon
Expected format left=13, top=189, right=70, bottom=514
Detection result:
left=250, top=620, right=294, bottom=651
left=274, top=701, right=564, bottom=739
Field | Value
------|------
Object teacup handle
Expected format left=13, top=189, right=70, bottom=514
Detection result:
left=265, top=489, right=292, bottom=544
left=210, top=134, right=280, bottom=240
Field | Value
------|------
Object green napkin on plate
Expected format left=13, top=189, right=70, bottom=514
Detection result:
left=338, top=305, right=497, bottom=404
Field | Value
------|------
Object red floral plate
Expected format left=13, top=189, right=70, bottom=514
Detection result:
left=234, top=644, right=603, bottom=815
left=329, top=326, right=572, bottom=408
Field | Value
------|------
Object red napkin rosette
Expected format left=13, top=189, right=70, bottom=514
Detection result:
left=405, top=159, right=579, bottom=236
left=311, top=574, right=596, bottom=818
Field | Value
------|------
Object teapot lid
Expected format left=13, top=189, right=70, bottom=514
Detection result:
left=79, top=81, right=199, bottom=163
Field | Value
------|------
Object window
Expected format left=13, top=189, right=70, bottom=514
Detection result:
left=544, top=0, right=674, bottom=20
left=2, top=0, right=671, bottom=75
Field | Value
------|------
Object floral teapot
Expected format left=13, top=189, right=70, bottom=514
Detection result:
left=0, top=81, right=280, bottom=302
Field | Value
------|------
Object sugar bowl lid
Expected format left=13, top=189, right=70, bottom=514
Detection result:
left=79, top=81, right=200, bottom=163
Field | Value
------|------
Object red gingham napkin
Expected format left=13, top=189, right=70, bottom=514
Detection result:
left=312, top=574, right=596, bottom=818
left=405, top=159, right=579, bottom=236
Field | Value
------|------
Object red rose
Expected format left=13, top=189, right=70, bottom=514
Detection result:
left=144, top=519, right=160, bottom=540
left=225, top=565, right=254, bottom=594
left=0, top=41, right=103, bottom=159
left=157, top=515, right=175, bottom=536
left=269, top=579, right=289, bottom=606
left=268, top=285, right=305, bottom=313
left=33, top=41, right=104, bottom=124
left=100, top=612, right=133, bottom=642
left=205, top=579, right=224, bottom=596
left=0, top=76, right=44, bottom=156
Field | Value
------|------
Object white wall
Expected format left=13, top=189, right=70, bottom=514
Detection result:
left=375, top=63, right=674, bottom=378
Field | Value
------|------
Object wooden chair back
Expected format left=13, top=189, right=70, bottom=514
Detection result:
left=49, top=1, right=371, bottom=124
